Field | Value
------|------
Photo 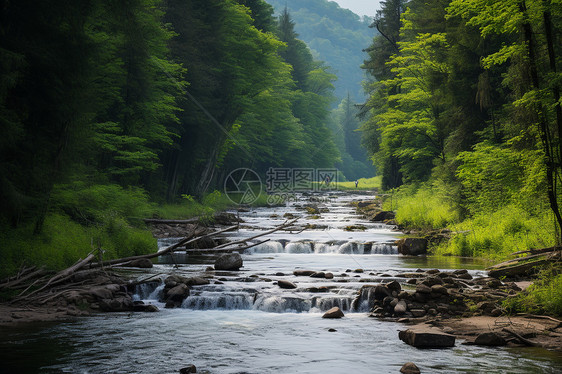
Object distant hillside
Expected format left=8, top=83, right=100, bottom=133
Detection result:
left=267, top=0, right=375, bottom=102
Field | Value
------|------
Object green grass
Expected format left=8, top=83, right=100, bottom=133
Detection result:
left=0, top=213, right=156, bottom=278
left=337, top=176, right=382, bottom=190
left=503, top=266, right=562, bottom=317
left=434, top=205, right=554, bottom=260
left=383, top=184, right=460, bottom=230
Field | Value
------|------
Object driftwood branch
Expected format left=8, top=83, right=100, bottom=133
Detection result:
left=214, top=219, right=298, bottom=250
left=502, top=328, right=537, bottom=347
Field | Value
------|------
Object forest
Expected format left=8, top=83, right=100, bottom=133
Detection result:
left=1, top=0, right=561, bottom=317
left=362, top=0, right=562, bottom=313
left=0, top=0, right=368, bottom=276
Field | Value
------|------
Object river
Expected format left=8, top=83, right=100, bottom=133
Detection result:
left=1, top=192, right=561, bottom=373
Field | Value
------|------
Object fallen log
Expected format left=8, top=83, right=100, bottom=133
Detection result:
left=502, top=328, right=537, bottom=347
left=487, top=253, right=550, bottom=269
left=488, top=259, right=550, bottom=278
left=15, top=253, right=96, bottom=301
left=90, top=225, right=237, bottom=268
left=213, top=219, right=298, bottom=250
left=510, top=246, right=561, bottom=256
left=0, top=267, right=47, bottom=290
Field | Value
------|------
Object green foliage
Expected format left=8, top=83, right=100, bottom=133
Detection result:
left=503, top=266, right=562, bottom=317
left=384, top=184, right=460, bottom=230
left=435, top=206, right=554, bottom=259
left=0, top=214, right=156, bottom=278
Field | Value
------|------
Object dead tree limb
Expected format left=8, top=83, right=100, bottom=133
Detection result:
left=502, top=328, right=538, bottom=347
left=214, top=219, right=298, bottom=250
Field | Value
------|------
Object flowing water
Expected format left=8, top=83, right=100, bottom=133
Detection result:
left=1, top=192, right=561, bottom=373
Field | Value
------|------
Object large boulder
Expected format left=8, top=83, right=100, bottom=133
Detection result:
left=372, top=211, right=395, bottom=222
left=322, top=306, right=345, bottom=319
left=179, top=364, right=197, bottom=373
left=166, top=284, right=190, bottom=303
left=399, top=328, right=455, bottom=348
left=397, top=238, right=428, bottom=256
left=214, top=253, right=243, bottom=271
left=98, top=296, right=133, bottom=312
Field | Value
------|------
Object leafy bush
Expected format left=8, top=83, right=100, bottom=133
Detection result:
left=504, top=266, right=562, bottom=317
left=0, top=213, right=156, bottom=278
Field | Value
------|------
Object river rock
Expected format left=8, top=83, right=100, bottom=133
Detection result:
left=184, top=277, right=211, bottom=286
left=294, top=270, right=316, bottom=276
left=322, top=306, right=344, bottom=319
left=214, top=253, right=243, bottom=271
left=128, top=258, right=153, bottom=268
left=415, top=284, right=432, bottom=294
left=179, top=364, right=197, bottom=373
left=400, top=362, right=421, bottom=374
left=166, top=284, right=190, bottom=302
left=98, top=296, right=133, bottom=312
left=399, top=328, right=455, bottom=348
left=474, top=332, right=507, bottom=346
left=431, top=284, right=448, bottom=295
left=89, top=286, right=115, bottom=300
left=397, top=238, right=428, bottom=256
left=325, top=272, right=334, bottom=279
left=374, top=284, right=391, bottom=300
left=394, top=300, right=408, bottom=315
left=386, top=280, right=401, bottom=292
left=310, top=271, right=326, bottom=278
left=278, top=280, right=297, bottom=289
left=410, top=309, right=426, bottom=317
left=133, top=303, right=159, bottom=312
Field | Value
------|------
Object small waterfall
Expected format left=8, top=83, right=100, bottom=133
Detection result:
left=133, top=281, right=164, bottom=301
left=285, top=241, right=313, bottom=253
left=182, top=293, right=254, bottom=310
left=253, top=295, right=311, bottom=313
left=245, top=241, right=284, bottom=254
left=351, top=286, right=378, bottom=312
left=310, top=296, right=353, bottom=312
left=370, top=244, right=398, bottom=255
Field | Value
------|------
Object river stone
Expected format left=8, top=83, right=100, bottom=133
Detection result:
left=386, top=280, right=401, bottom=292
left=416, top=284, right=432, bottom=294
left=397, top=238, right=428, bottom=256
left=394, top=300, right=408, bottom=315
left=214, top=253, right=243, bottom=271
left=374, top=284, right=391, bottom=300
left=184, top=277, right=210, bottom=286
left=278, top=280, right=297, bottom=289
left=410, top=309, right=426, bottom=317
left=372, top=211, right=395, bottom=221
left=179, top=364, right=197, bottom=373
left=400, top=362, right=421, bottom=374
left=128, top=258, right=153, bottom=268
left=166, top=284, right=190, bottom=302
left=474, top=332, right=507, bottom=346
left=325, top=272, right=334, bottom=279
left=399, top=328, right=455, bottom=348
left=322, top=306, right=345, bottom=319
left=89, top=286, right=115, bottom=300
left=133, top=303, right=159, bottom=312
left=431, top=284, right=448, bottom=295
left=294, top=270, right=316, bottom=276
left=310, top=271, right=326, bottom=278
left=98, top=296, right=133, bottom=312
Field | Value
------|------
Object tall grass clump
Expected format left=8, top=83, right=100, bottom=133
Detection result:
left=155, top=190, right=233, bottom=220
left=337, top=176, right=382, bottom=190
left=503, top=266, right=562, bottom=317
left=434, top=205, right=554, bottom=260
left=383, top=184, right=460, bottom=230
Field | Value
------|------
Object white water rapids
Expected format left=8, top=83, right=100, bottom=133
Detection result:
left=1, top=192, right=561, bottom=373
